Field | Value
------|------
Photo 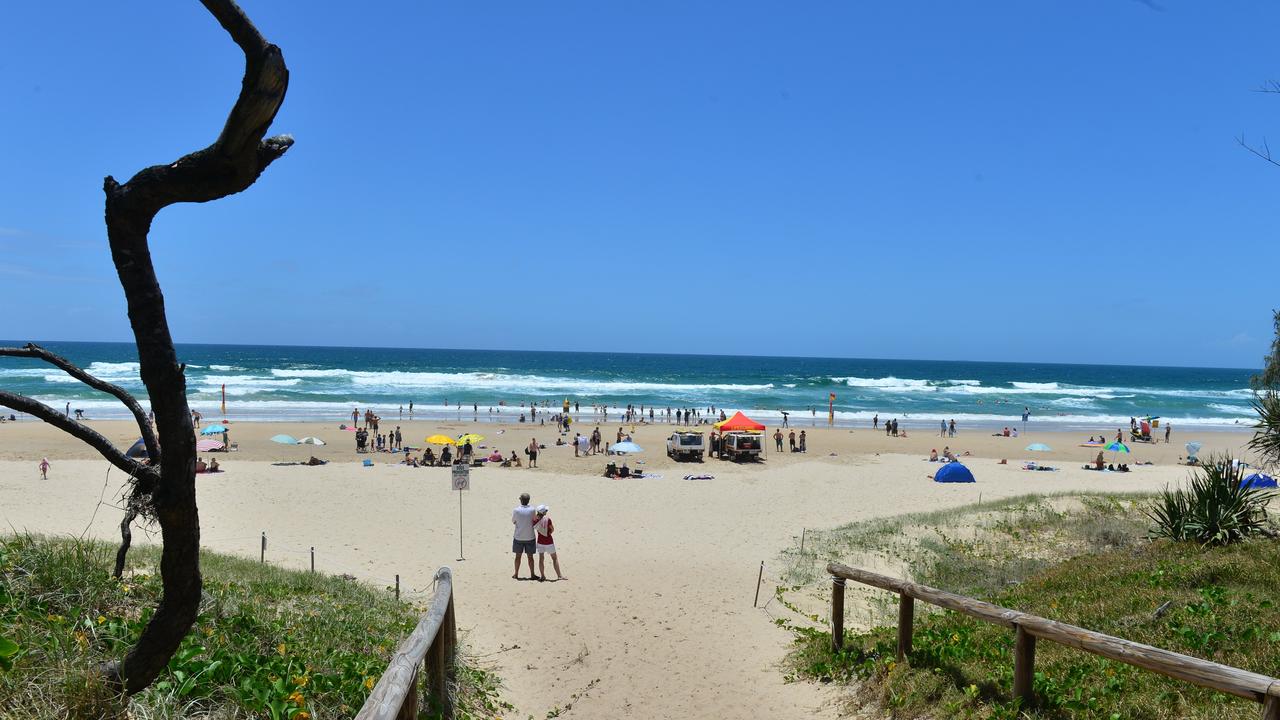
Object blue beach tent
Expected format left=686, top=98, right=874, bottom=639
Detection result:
left=934, top=463, right=976, bottom=483
left=1241, top=473, right=1277, bottom=490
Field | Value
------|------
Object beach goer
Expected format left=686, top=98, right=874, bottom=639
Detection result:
left=527, top=438, right=539, bottom=468
left=508, top=450, right=522, bottom=467
left=1095, top=451, right=1105, bottom=470
left=534, top=505, right=566, bottom=581
left=512, top=493, right=538, bottom=580
left=929, top=448, right=939, bottom=462
left=949, top=419, right=956, bottom=437
left=799, top=430, right=807, bottom=452
left=39, top=457, right=49, bottom=480
left=1165, top=424, right=1171, bottom=443
left=774, top=429, right=783, bottom=451
left=788, top=430, right=796, bottom=452
left=209, top=457, right=220, bottom=472
left=1116, top=429, right=1123, bottom=443
left=873, top=414, right=879, bottom=429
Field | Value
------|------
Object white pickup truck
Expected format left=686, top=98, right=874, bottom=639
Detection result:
left=666, top=431, right=705, bottom=461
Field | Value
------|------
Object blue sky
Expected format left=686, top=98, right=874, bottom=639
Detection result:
left=1, top=1, right=1276, bottom=368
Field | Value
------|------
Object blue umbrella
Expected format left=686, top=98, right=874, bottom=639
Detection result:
left=611, top=441, right=643, bottom=454
left=1025, top=443, right=1052, bottom=452
left=200, top=424, right=228, bottom=436
left=934, top=463, right=975, bottom=483
left=1104, top=442, right=1130, bottom=454
left=125, top=438, right=149, bottom=460
left=1241, top=473, right=1278, bottom=490
left=270, top=434, right=299, bottom=445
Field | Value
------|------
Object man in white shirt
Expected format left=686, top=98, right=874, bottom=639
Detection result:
left=512, top=492, right=538, bottom=580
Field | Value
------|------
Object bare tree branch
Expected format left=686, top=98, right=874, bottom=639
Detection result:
left=105, top=0, right=292, bottom=218
left=0, top=390, right=158, bottom=486
left=1237, top=134, right=1280, bottom=169
left=0, top=343, right=160, bottom=462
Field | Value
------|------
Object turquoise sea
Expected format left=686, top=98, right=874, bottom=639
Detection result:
left=0, top=341, right=1259, bottom=431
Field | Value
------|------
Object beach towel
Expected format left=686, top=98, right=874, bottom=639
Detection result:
left=683, top=474, right=714, bottom=480
left=362, top=459, right=373, bottom=467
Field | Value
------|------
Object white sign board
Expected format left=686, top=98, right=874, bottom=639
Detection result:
left=451, top=463, right=471, bottom=491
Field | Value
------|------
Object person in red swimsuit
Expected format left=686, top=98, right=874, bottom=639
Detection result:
left=534, top=505, right=567, bottom=582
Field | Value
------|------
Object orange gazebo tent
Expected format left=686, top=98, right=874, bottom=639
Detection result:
left=715, top=411, right=765, bottom=432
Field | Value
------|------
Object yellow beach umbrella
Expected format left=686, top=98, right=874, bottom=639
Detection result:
left=456, top=433, right=485, bottom=445
left=425, top=434, right=456, bottom=445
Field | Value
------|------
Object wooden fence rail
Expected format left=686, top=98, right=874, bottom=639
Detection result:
left=356, top=566, right=457, bottom=720
left=827, top=561, right=1280, bottom=719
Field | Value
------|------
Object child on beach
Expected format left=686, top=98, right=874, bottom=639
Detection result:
left=39, top=457, right=49, bottom=480
left=534, top=505, right=566, bottom=581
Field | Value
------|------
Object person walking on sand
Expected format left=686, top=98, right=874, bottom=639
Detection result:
left=873, top=413, right=879, bottom=430
left=39, top=457, right=49, bottom=480
left=512, top=493, right=538, bottom=580
left=527, top=438, right=539, bottom=468
left=534, top=504, right=566, bottom=581
left=949, top=419, right=956, bottom=437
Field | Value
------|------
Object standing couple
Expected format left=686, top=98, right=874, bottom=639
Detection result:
left=511, top=492, right=567, bottom=581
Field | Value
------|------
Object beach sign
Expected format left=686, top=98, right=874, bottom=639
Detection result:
left=451, top=463, right=470, bottom=491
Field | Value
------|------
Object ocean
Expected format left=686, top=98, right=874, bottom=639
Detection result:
left=0, top=341, right=1259, bottom=431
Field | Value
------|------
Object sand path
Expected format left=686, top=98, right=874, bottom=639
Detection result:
left=0, top=448, right=1189, bottom=718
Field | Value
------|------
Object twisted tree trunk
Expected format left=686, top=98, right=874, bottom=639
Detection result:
left=1, top=0, right=291, bottom=696
left=99, top=0, right=292, bottom=694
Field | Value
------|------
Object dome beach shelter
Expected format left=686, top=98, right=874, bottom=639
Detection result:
left=934, top=463, right=976, bottom=483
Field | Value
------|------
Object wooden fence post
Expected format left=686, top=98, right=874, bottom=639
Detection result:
left=260, top=531, right=265, bottom=563
left=831, top=576, right=846, bottom=652
left=1014, top=625, right=1036, bottom=707
left=310, top=546, right=314, bottom=573
left=394, top=666, right=419, bottom=720
left=395, top=574, right=400, bottom=601
left=897, top=594, right=914, bottom=661
left=426, top=595, right=456, bottom=719
left=1263, top=693, right=1280, bottom=720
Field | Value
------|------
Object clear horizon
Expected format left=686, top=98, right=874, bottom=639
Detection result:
left=5, top=337, right=1260, bottom=373
left=3, top=1, right=1279, bottom=368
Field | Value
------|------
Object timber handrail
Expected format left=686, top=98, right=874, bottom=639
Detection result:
left=827, top=562, right=1280, bottom=718
left=356, top=567, right=457, bottom=720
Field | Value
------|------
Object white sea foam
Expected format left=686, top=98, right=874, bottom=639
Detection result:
left=206, top=365, right=242, bottom=372
left=85, top=361, right=140, bottom=376
left=270, top=367, right=774, bottom=396
left=832, top=376, right=934, bottom=391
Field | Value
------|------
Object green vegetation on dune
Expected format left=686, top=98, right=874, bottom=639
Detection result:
left=0, top=535, right=510, bottom=720
left=781, top=495, right=1280, bottom=719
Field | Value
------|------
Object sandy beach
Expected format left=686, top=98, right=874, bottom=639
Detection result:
left=0, top=418, right=1253, bottom=717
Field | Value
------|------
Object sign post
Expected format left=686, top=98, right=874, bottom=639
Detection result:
left=451, top=463, right=470, bottom=561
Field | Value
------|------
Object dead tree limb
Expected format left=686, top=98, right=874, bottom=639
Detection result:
left=0, top=343, right=160, bottom=461
left=114, top=503, right=141, bottom=579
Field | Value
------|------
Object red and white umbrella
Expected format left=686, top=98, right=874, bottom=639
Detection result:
left=196, top=439, right=225, bottom=452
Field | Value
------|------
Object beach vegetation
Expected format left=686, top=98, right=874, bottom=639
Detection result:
left=781, top=495, right=1280, bottom=719
left=0, top=535, right=511, bottom=720
left=1145, top=455, right=1274, bottom=546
